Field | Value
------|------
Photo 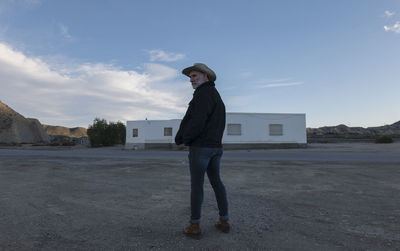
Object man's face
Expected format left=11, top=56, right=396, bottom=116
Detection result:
left=189, top=71, right=209, bottom=89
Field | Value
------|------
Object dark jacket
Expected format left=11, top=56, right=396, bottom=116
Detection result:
left=175, top=81, right=226, bottom=148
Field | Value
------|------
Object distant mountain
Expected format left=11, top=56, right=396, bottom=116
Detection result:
left=0, top=101, right=49, bottom=143
left=43, top=124, right=87, bottom=138
left=307, top=121, right=400, bottom=137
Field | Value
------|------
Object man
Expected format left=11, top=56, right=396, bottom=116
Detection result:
left=175, top=63, right=229, bottom=238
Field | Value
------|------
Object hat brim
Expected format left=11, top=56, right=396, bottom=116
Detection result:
left=182, top=66, right=199, bottom=77
left=182, top=65, right=216, bottom=82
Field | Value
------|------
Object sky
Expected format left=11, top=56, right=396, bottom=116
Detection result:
left=0, top=0, right=399, bottom=128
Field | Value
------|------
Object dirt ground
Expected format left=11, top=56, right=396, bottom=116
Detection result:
left=0, top=143, right=399, bottom=250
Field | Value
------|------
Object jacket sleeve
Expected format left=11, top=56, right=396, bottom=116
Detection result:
left=175, top=106, right=190, bottom=145
left=182, top=93, right=214, bottom=145
left=175, top=118, right=185, bottom=145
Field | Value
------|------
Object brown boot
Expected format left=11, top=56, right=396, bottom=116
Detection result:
left=215, top=219, right=230, bottom=233
left=183, top=222, right=201, bottom=238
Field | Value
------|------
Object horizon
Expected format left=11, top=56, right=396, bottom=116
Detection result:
left=1, top=1, right=399, bottom=128
left=3, top=98, right=399, bottom=129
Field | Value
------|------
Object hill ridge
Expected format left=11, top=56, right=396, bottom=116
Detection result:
left=307, top=120, right=400, bottom=137
left=42, top=124, right=87, bottom=138
left=0, top=100, right=49, bottom=143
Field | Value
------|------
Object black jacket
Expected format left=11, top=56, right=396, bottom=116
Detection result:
left=175, top=81, right=226, bottom=148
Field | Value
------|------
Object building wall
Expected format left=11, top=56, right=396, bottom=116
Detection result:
left=126, top=119, right=181, bottom=147
left=223, top=113, right=306, bottom=144
left=125, top=113, right=306, bottom=149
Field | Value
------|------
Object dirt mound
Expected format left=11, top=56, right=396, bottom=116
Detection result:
left=307, top=120, right=400, bottom=137
left=0, top=101, right=49, bottom=143
left=43, top=125, right=87, bottom=138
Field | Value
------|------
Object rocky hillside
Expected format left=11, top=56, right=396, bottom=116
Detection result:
left=43, top=125, right=87, bottom=138
left=307, top=120, right=400, bottom=137
left=0, top=101, right=49, bottom=143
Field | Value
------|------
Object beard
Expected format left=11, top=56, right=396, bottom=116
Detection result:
left=191, top=81, right=205, bottom=89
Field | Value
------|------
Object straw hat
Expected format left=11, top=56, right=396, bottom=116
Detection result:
left=182, top=63, right=216, bottom=82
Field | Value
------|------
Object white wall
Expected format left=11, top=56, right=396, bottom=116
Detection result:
left=126, top=119, right=181, bottom=144
left=223, top=113, right=306, bottom=144
left=126, top=113, right=306, bottom=145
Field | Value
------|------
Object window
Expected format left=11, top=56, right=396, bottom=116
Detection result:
left=227, top=124, right=241, bottom=135
left=132, top=128, right=138, bottom=137
left=164, top=127, right=172, bottom=136
left=269, top=124, right=283, bottom=136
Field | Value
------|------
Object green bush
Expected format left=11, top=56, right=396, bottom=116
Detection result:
left=87, top=118, right=126, bottom=147
left=32, top=143, right=47, bottom=146
left=0, top=142, right=21, bottom=147
left=375, top=136, right=393, bottom=144
left=61, top=141, right=76, bottom=146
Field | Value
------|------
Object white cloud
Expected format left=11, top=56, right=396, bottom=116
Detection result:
left=254, top=78, right=291, bottom=84
left=384, top=10, right=395, bottom=18
left=59, top=24, right=73, bottom=41
left=384, top=21, right=400, bottom=34
left=148, top=49, right=186, bottom=62
left=143, top=63, right=179, bottom=81
left=253, top=78, right=303, bottom=88
left=0, top=42, right=192, bottom=127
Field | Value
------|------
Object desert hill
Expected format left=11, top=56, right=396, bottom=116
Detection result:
left=0, top=101, right=49, bottom=143
left=43, top=124, right=87, bottom=138
left=307, top=120, right=400, bottom=137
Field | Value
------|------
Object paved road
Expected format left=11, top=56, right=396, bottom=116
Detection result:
left=1, top=146, right=400, bottom=163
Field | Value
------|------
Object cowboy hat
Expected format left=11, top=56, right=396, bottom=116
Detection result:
left=182, top=63, right=216, bottom=82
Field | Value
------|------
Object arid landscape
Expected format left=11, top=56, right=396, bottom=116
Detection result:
left=2, top=2, right=400, bottom=250
left=1, top=143, right=399, bottom=250
left=0, top=101, right=87, bottom=145
left=1, top=100, right=400, bottom=250
left=2, top=100, right=399, bottom=147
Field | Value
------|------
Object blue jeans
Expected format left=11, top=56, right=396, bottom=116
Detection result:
left=188, top=146, right=229, bottom=223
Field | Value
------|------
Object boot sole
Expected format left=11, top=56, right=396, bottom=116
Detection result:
left=184, top=232, right=202, bottom=240
left=215, top=226, right=230, bottom=233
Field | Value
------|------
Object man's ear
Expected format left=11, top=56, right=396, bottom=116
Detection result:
left=203, top=73, right=209, bottom=81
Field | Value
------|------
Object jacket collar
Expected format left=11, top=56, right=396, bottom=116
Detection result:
left=194, top=81, right=215, bottom=92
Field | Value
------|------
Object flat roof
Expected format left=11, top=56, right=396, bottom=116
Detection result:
left=226, top=112, right=305, bottom=116
left=127, top=112, right=306, bottom=123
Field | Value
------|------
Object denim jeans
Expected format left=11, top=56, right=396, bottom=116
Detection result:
left=188, top=146, right=229, bottom=223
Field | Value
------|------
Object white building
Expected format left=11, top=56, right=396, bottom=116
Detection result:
left=125, top=113, right=306, bottom=150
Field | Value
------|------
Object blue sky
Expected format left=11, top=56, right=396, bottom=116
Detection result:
left=0, top=0, right=399, bottom=128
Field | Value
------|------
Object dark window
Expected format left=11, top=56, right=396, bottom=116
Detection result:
left=164, top=127, right=172, bottom=136
left=227, top=124, right=241, bottom=136
left=269, top=124, right=283, bottom=136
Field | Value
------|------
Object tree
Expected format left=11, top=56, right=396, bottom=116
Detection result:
left=87, top=118, right=126, bottom=147
left=114, top=121, right=126, bottom=144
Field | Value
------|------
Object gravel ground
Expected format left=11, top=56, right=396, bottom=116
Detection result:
left=0, top=143, right=399, bottom=250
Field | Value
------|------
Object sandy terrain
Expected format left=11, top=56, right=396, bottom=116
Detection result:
left=0, top=143, right=399, bottom=250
